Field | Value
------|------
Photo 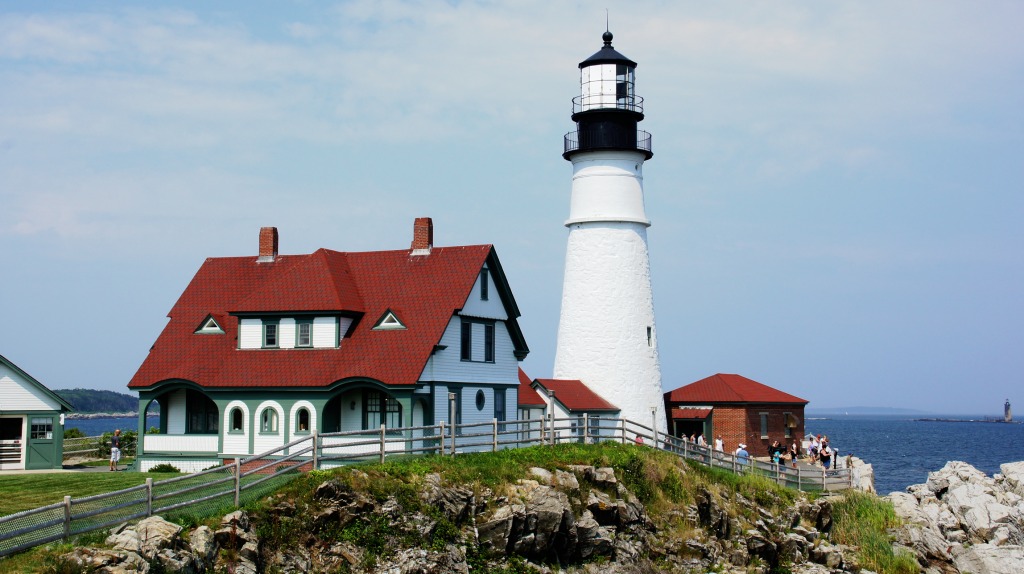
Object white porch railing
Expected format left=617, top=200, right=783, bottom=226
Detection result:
left=142, top=434, right=219, bottom=453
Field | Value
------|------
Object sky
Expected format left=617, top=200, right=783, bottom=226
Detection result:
left=1, top=1, right=1022, bottom=415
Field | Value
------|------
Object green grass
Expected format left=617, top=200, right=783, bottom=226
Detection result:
left=0, top=471, right=180, bottom=517
left=831, top=490, right=919, bottom=574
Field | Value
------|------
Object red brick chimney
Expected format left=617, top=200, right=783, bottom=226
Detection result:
left=258, top=227, right=278, bottom=262
left=411, top=217, right=433, bottom=255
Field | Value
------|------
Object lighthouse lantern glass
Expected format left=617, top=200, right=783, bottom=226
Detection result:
left=580, top=63, right=635, bottom=111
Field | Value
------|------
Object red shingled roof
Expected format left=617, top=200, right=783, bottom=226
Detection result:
left=517, top=368, right=546, bottom=407
left=532, top=379, right=618, bottom=412
left=664, top=374, right=808, bottom=405
left=130, top=244, right=526, bottom=389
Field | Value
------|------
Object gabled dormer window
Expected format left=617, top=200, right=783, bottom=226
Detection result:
left=296, top=321, right=312, bottom=347
left=372, top=310, right=406, bottom=330
left=263, top=321, right=279, bottom=348
left=195, top=315, right=224, bottom=334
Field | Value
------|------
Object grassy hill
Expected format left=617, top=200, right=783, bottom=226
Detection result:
left=54, top=388, right=138, bottom=413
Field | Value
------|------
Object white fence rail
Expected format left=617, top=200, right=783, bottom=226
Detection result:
left=1, top=415, right=851, bottom=557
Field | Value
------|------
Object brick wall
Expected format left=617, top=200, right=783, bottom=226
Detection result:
left=673, top=404, right=806, bottom=458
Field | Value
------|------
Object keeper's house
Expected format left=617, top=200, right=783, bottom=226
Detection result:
left=0, top=353, right=74, bottom=470
left=128, top=219, right=528, bottom=472
left=664, top=373, right=807, bottom=457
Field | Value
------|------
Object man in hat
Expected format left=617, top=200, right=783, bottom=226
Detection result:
left=735, top=443, right=749, bottom=465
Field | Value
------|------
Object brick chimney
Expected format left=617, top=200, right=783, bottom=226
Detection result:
left=411, top=217, right=433, bottom=255
left=258, top=227, right=278, bottom=262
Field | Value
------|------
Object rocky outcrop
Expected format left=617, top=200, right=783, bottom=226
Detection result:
left=888, top=460, right=1024, bottom=574
left=59, top=463, right=864, bottom=573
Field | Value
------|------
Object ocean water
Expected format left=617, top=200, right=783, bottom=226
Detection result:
left=65, top=416, right=157, bottom=437
left=807, top=415, right=1024, bottom=495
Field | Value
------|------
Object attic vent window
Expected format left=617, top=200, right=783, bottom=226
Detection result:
left=373, top=311, right=406, bottom=330
left=196, top=316, right=224, bottom=334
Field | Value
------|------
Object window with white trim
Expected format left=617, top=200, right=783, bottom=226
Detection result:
left=296, top=321, right=312, bottom=347
left=263, top=321, right=279, bottom=348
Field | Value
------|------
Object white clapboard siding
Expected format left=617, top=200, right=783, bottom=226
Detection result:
left=166, top=390, right=187, bottom=435
left=313, top=317, right=337, bottom=348
left=279, top=319, right=296, bottom=349
left=418, top=317, right=519, bottom=384
left=459, top=267, right=509, bottom=321
left=253, top=401, right=285, bottom=454
left=221, top=401, right=249, bottom=455
left=0, top=372, right=62, bottom=412
left=139, top=459, right=217, bottom=473
left=239, top=319, right=262, bottom=349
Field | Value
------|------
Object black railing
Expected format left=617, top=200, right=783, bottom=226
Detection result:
left=564, top=129, right=652, bottom=156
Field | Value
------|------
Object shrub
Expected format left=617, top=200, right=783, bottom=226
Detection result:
left=63, top=427, right=85, bottom=439
left=149, top=463, right=181, bottom=473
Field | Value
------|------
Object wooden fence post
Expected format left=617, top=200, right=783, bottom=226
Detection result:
left=797, top=466, right=802, bottom=490
left=822, top=467, right=827, bottom=491
left=380, top=424, right=386, bottom=464
left=311, top=431, right=319, bottom=471
left=63, top=496, right=71, bottom=541
left=146, top=478, right=153, bottom=516
left=234, top=459, right=242, bottom=507
left=582, top=413, right=589, bottom=444
left=438, top=421, right=445, bottom=455
left=492, top=418, right=498, bottom=452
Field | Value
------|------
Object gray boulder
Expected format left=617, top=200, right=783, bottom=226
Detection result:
left=105, top=515, right=183, bottom=560
left=954, top=543, right=1024, bottom=574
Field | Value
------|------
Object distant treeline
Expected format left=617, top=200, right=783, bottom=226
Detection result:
left=54, top=388, right=138, bottom=413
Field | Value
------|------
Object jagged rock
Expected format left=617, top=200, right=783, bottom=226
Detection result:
left=105, top=515, right=182, bottom=559
left=892, top=522, right=954, bottom=564
left=575, top=512, right=614, bottom=559
left=615, top=498, right=643, bottom=526
left=696, top=488, right=730, bottom=539
left=61, top=548, right=150, bottom=573
left=945, top=482, right=1015, bottom=541
left=555, top=468, right=580, bottom=490
left=221, top=509, right=250, bottom=531
left=269, top=544, right=312, bottom=572
left=808, top=541, right=843, bottom=569
left=926, top=461, right=995, bottom=497
left=586, top=489, right=618, bottom=525
left=375, top=545, right=470, bottom=574
left=953, top=543, right=1024, bottom=574
left=1002, top=462, right=1024, bottom=498
left=530, top=467, right=554, bottom=484
left=791, top=524, right=818, bottom=543
left=422, top=473, right=475, bottom=522
left=188, top=525, right=217, bottom=564
left=589, top=466, right=618, bottom=487
left=478, top=505, right=518, bottom=555
left=153, top=547, right=199, bottom=574
left=778, top=532, right=808, bottom=563
left=744, top=529, right=777, bottom=566
left=814, top=498, right=833, bottom=533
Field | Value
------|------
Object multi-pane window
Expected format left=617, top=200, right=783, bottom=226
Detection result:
left=494, top=389, right=506, bottom=431
left=480, top=268, right=489, bottom=301
left=364, top=392, right=401, bottom=429
left=296, top=322, right=312, bottom=347
left=30, top=418, right=52, bottom=440
left=460, top=319, right=496, bottom=363
left=760, top=412, right=769, bottom=439
left=261, top=408, right=279, bottom=433
left=264, top=322, right=279, bottom=348
left=230, top=408, right=244, bottom=432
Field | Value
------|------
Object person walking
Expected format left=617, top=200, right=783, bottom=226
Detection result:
left=109, top=429, right=122, bottom=471
left=735, top=443, right=749, bottom=466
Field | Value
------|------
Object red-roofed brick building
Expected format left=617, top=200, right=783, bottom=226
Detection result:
left=129, top=220, right=529, bottom=471
left=664, top=374, right=808, bottom=457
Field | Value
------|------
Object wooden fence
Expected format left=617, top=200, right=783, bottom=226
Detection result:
left=0, top=415, right=851, bottom=557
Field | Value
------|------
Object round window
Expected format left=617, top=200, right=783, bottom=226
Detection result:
left=475, top=390, right=486, bottom=411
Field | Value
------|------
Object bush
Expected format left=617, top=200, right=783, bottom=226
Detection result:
left=63, top=427, right=85, bottom=439
left=149, top=463, right=181, bottom=473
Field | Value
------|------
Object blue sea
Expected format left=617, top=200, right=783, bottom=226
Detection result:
left=808, top=415, right=1024, bottom=494
left=65, top=415, right=1023, bottom=495
left=65, top=416, right=158, bottom=437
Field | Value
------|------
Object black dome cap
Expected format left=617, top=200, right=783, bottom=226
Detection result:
left=579, top=30, right=637, bottom=69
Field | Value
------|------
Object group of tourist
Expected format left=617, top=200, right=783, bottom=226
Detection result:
left=666, top=432, right=840, bottom=471
left=808, top=434, right=837, bottom=469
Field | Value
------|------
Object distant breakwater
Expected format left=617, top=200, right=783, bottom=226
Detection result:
left=913, top=417, right=1021, bottom=424
left=66, top=412, right=140, bottom=419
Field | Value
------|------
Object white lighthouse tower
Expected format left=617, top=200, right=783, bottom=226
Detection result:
left=553, top=30, right=667, bottom=434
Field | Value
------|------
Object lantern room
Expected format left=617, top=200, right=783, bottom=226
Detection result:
left=579, top=31, right=638, bottom=112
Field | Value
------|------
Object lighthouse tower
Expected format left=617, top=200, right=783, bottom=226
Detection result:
left=553, top=30, right=667, bottom=434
